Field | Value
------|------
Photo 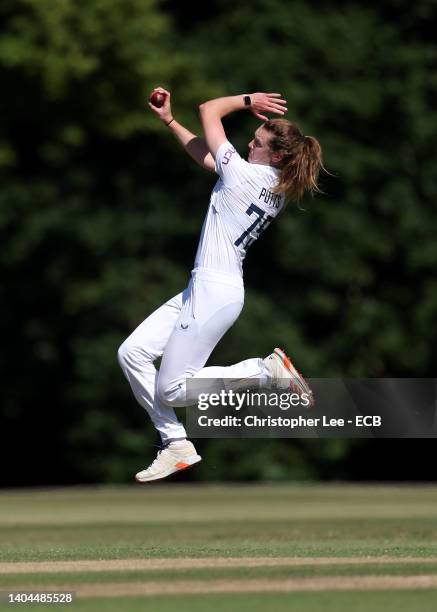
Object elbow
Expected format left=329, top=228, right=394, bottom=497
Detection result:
left=199, top=103, right=210, bottom=126
left=199, top=101, right=214, bottom=114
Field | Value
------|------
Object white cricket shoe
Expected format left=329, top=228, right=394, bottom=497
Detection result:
left=135, top=440, right=202, bottom=483
left=264, top=347, right=315, bottom=407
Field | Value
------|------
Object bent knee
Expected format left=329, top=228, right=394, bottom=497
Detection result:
left=156, top=376, right=184, bottom=407
left=156, top=377, right=172, bottom=406
left=117, top=340, right=154, bottom=371
left=117, top=343, right=125, bottom=365
left=117, top=341, right=131, bottom=369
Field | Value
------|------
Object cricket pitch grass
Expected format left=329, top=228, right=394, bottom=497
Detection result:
left=1, top=483, right=437, bottom=610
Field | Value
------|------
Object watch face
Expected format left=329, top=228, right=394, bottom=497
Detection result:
left=244, top=96, right=251, bottom=106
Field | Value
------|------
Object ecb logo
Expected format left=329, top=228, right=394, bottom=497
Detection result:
left=222, top=147, right=236, bottom=165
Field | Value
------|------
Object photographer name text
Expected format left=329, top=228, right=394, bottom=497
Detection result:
left=197, top=415, right=382, bottom=428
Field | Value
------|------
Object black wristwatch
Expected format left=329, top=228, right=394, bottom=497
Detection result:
left=244, top=95, right=251, bottom=106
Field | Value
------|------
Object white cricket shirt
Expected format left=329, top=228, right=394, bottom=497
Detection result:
left=193, top=140, right=286, bottom=278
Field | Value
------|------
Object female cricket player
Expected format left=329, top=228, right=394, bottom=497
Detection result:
left=118, top=88, right=324, bottom=482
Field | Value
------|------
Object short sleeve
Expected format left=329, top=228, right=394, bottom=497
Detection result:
left=215, top=140, right=251, bottom=186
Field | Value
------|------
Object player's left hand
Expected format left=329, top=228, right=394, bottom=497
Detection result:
left=249, top=92, right=287, bottom=122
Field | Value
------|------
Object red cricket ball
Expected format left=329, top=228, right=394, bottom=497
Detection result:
left=150, top=91, right=166, bottom=108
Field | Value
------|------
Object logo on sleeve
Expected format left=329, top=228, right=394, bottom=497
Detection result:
left=222, top=147, right=236, bottom=165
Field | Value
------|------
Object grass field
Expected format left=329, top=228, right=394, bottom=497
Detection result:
left=1, top=483, right=437, bottom=610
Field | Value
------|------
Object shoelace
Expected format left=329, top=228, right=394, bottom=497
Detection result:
left=147, top=441, right=171, bottom=470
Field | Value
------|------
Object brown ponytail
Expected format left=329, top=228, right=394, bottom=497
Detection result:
left=263, top=119, right=325, bottom=203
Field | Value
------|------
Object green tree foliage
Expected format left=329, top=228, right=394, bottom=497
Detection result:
left=0, top=0, right=219, bottom=484
left=1, top=0, right=436, bottom=484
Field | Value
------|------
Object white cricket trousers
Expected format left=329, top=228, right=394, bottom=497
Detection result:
left=118, top=267, right=268, bottom=441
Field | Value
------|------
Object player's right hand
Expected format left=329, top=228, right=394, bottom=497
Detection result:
left=148, top=87, right=173, bottom=124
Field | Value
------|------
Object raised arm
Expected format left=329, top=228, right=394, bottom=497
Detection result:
left=148, top=87, right=215, bottom=173
left=199, top=93, right=288, bottom=158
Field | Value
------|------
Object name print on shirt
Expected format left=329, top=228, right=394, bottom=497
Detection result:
left=258, top=187, right=282, bottom=208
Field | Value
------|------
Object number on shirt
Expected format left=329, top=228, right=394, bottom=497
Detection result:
left=234, top=203, right=274, bottom=249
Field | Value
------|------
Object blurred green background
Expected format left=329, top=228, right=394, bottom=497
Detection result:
left=1, top=0, right=436, bottom=486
